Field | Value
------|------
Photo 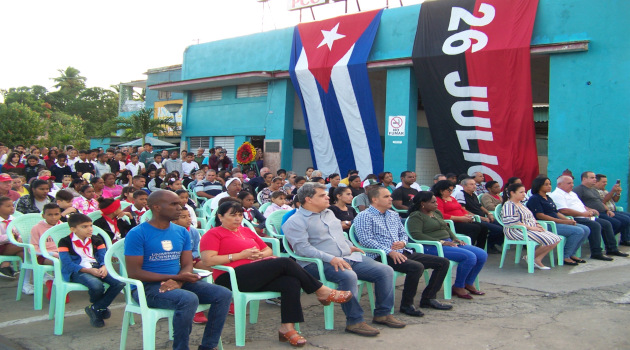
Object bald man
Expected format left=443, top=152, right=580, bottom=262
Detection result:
left=124, top=191, right=232, bottom=349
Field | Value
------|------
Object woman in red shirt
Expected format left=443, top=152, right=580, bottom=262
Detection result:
left=432, top=180, right=488, bottom=249
left=200, top=201, right=352, bottom=347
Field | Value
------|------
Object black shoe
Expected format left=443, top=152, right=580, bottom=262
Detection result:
left=98, top=308, right=111, bottom=320
left=591, top=254, right=614, bottom=261
left=606, top=250, right=629, bottom=257
left=487, top=247, right=501, bottom=254
left=399, top=304, right=424, bottom=317
left=85, top=305, right=105, bottom=327
left=619, top=241, right=630, bottom=247
left=420, top=299, right=453, bottom=310
left=563, top=260, right=578, bottom=266
left=0, top=266, right=16, bottom=279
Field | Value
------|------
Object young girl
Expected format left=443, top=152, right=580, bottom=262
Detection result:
left=0, top=196, right=23, bottom=278
left=175, top=189, right=198, bottom=228
left=118, top=186, right=135, bottom=204
left=2, top=152, right=25, bottom=175
left=328, top=187, right=356, bottom=233
left=66, top=178, right=86, bottom=198
left=264, top=191, right=292, bottom=218
left=148, top=168, right=167, bottom=192
left=11, top=175, right=29, bottom=197
left=237, top=191, right=266, bottom=234
left=15, top=180, right=55, bottom=214
left=93, top=197, right=134, bottom=242
left=72, top=185, right=99, bottom=214
left=90, top=176, right=106, bottom=199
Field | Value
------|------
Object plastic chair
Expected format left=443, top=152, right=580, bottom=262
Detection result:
left=264, top=209, right=289, bottom=239
left=404, top=219, right=478, bottom=299
left=139, top=210, right=153, bottom=223
left=40, top=223, right=114, bottom=335
left=420, top=185, right=431, bottom=191
left=350, top=197, right=361, bottom=213
left=348, top=225, right=425, bottom=313
left=258, top=202, right=272, bottom=217
left=87, top=210, right=102, bottom=221
left=120, top=201, right=132, bottom=210
left=282, top=236, right=374, bottom=330
left=104, top=239, right=220, bottom=350
left=477, top=193, right=484, bottom=202
left=7, top=213, right=54, bottom=310
left=13, top=211, right=24, bottom=217
left=256, top=191, right=264, bottom=204
left=494, top=204, right=556, bottom=273
left=536, top=220, right=566, bottom=266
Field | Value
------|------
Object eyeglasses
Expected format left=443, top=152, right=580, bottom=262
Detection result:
left=446, top=188, right=454, bottom=192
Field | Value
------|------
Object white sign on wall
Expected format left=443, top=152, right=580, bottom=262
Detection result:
left=288, top=0, right=329, bottom=11
left=387, top=115, right=406, bottom=136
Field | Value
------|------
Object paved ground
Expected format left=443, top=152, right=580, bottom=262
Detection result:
left=1, top=246, right=629, bottom=350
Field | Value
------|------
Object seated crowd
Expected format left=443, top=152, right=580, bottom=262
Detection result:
left=1, top=141, right=629, bottom=349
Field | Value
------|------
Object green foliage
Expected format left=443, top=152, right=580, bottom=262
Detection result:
left=52, top=66, right=86, bottom=96
left=105, top=108, right=178, bottom=145
left=0, top=103, right=45, bottom=146
left=43, top=111, right=89, bottom=149
left=65, top=87, right=118, bottom=136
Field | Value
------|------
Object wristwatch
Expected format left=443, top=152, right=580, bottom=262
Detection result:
left=345, top=221, right=350, bottom=226
left=228, top=254, right=233, bottom=262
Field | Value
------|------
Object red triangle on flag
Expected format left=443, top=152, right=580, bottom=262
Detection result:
left=297, top=10, right=381, bottom=93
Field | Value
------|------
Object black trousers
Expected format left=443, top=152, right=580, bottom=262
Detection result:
left=382, top=251, right=450, bottom=306
left=454, top=222, right=488, bottom=249
left=214, top=257, right=323, bottom=323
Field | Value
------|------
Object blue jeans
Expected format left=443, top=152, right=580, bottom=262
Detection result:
left=423, top=244, right=487, bottom=288
left=70, top=271, right=125, bottom=310
left=613, top=211, right=630, bottom=242
left=555, top=223, right=590, bottom=258
left=142, top=281, right=232, bottom=350
left=304, top=257, right=394, bottom=325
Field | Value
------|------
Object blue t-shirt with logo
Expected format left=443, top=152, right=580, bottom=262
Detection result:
left=124, top=222, right=191, bottom=276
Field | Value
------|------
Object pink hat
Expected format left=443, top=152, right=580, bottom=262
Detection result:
left=0, top=174, right=12, bottom=182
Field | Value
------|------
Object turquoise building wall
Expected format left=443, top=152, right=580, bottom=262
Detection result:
left=177, top=1, right=628, bottom=207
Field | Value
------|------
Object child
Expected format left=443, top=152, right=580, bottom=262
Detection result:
left=0, top=196, right=23, bottom=278
left=60, top=175, right=73, bottom=190
left=118, top=186, right=135, bottom=204
left=72, top=185, right=99, bottom=214
left=122, top=190, right=148, bottom=225
left=237, top=191, right=266, bottom=234
left=175, top=189, right=198, bottom=228
left=150, top=154, right=163, bottom=169
left=171, top=207, right=207, bottom=324
left=11, top=175, right=29, bottom=197
left=58, top=214, right=125, bottom=327
left=93, top=197, right=134, bottom=242
left=55, top=190, right=77, bottom=222
left=263, top=191, right=292, bottom=218
left=29, top=203, right=63, bottom=297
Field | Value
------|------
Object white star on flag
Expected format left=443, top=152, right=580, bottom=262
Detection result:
left=317, top=23, right=346, bottom=50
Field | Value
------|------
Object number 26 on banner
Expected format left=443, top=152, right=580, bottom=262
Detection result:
left=442, top=3, right=495, bottom=55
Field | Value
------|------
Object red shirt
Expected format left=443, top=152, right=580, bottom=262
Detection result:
left=199, top=226, right=267, bottom=279
left=436, top=196, right=468, bottom=219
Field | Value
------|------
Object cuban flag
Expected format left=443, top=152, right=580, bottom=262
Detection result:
left=289, top=10, right=384, bottom=178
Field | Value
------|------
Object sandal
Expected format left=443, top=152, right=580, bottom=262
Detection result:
left=317, top=289, right=353, bottom=306
left=464, top=285, right=485, bottom=295
left=278, top=330, right=307, bottom=347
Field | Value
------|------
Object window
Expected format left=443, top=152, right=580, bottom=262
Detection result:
left=236, top=83, right=268, bottom=98
left=158, top=91, right=171, bottom=100
left=189, top=137, right=210, bottom=152
left=214, top=136, right=235, bottom=159
left=191, top=88, right=222, bottom=102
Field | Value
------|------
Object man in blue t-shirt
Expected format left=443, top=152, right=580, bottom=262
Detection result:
left=125, top=191, right=231, bottom=350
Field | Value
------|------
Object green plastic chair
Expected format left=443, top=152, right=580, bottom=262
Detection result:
left=13, top=211, right=24, bottom=217
left=139, top=210, right=153, bottom=223
left=256, top=191, right=265, bottom=204
left=494, top=204, right=556, bottom=273
left=282, top=236, right=375, bottom=330
left=120, top=201, right=132, bottom=210
left=40, top=223, right=114, bottom=335
left=1, top=213, right=24, bottom=271
left=420, top=185, right=431, bottom=191
left=258, top=202, right=272, bottom=217
left=404, top=219, right=479, bottom=299
left=348, top=225, right=425, bottom=313
left=350, top=197, right=361, bottom=213
left=536, top=220, right=566, bottom=266
left=104, top=239, right=220, bottom=350
left=87, top=210, right=102, bottom=221
left=264, top=209, right=290, bottom=239
left=7, top=213, right=54, bottom=310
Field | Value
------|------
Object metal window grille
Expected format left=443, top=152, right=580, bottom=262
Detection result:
left=236, top=83, right=268, bottom=98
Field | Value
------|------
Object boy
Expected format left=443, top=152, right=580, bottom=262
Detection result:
left=0, top=196, right=23, bottom=278
left=29, top=203, right=62, bottom=297
left=263, top=191, right=292, bottom=218
left=181, top=154, right=199, bottom=185
left=122, top=190, right=148, bottom=225
left=150, top=154, right=164, bottom=169
left=50, top=153, right=74, bottom=183
left=58, top=214, right=125, bottom=327
left=75, top=150, right=96, bottom=178
left=175, top=189, right=198, bottom=228
left=125, top=153, right=145, bottom=176
left=55, top=190, right=78, bottom=222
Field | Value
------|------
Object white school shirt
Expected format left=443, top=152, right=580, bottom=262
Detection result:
left=125, top=162, right=145, bottom=176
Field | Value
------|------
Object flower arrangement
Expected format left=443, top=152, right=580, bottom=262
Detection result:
left=236, top=142, right=257, bottom=165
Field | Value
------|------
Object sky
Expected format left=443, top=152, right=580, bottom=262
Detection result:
left=0, top=0, right=423, bottom=102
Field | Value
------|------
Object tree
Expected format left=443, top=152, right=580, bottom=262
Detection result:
left=43, top=111, right=89, bottom=149
left=0, top=103, right=45, bottom=146
left=104, top=108, right=178, bottom=145
left=65, top=87, right=118, bottom=136
left=52, top=67, right=86, bottom=95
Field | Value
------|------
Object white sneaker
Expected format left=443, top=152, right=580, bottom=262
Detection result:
left=43, top=273, right=54, bottom=282
left=22, top=283, right=35, bottom=295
